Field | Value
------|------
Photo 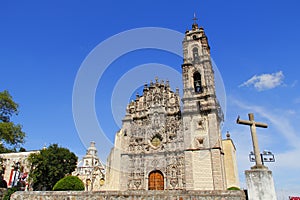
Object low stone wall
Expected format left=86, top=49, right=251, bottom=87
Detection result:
left=11, top=190, right=246, bottom=200
left=0, top=188, right=7, bottom=199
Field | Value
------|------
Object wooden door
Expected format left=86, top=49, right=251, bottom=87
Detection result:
left=148, top=170, right=164, bottom=190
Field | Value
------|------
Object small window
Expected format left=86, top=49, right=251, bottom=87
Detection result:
left=151, top=134, right=162, bottom=147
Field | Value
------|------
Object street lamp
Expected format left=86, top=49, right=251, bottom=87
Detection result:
left=249, top=150, right=275, bottom=165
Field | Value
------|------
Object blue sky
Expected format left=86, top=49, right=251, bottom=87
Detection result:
left=1, top=0, right=300, bottom=198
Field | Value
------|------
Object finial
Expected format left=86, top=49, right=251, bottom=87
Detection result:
left=226, top=131, right=231, bottom=139
left=166, top=80, right=170, bottom=87
left=90, top=141, right=95, bottom=147
left=193, top=13, right=198, bottom=24
left=43, top=143, right=47, bottom=150
left=155, top=77, right=159, bottom=83
left=143, top=82, right=148, bottom=91
left=150, top=80, right=154, bottom=86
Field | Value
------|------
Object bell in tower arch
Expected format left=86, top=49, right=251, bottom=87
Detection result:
left=193, top=72, right=202, bottom=93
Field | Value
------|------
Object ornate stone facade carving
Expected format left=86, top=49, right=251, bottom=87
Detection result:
left=119, top=78, right=185, bottom=190
left=104, top=20, right=238, bottom=192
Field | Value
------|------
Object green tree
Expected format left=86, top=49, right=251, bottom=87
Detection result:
left=3, top=187, right=18, bottom=200
left=0, top=90, right=25, bottom=152
left=52, top=176, right=84, bottom=191
left=28, top=144, right=78, bottom=191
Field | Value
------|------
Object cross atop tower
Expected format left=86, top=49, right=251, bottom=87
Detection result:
left=193, top=13, right=198, bottom=24
left=192, top=13, right=199, bottom=29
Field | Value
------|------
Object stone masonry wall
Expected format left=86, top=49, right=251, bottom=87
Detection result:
left=11, top=190, right=246, bottom=200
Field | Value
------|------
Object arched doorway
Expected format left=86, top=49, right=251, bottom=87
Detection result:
left=148, top=170, right=164, bottom=190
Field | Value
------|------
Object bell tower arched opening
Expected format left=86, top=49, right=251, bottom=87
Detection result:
left=193, top=71, right=202, bottom=93
left=193, top=47, right=199, bottom=60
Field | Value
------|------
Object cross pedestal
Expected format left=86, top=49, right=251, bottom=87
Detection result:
left=245, top=169, right=277, bottom=200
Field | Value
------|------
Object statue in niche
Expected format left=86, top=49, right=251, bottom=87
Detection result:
left=134, top=179, right=141, bottom=189
left=154, top=95, right=159, bottom=105
left=184, top=122, right=189, bottom=130
left=170, top=178, right=178, bottom=188
left=171, top=166, right=177, bottom=178
left=152, top=113, right=160, bottom=129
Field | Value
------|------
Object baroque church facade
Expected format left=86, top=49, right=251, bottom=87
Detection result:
left=104, top=20, right=239, bottom=191
left=72, top=141, right=105, bottom=191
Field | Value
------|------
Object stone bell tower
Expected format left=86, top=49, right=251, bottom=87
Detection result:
left=182, top=18, right=226, bottom=190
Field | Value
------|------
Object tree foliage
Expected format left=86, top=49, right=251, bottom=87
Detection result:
left=52, top=176, right=84, bottom=191
left=0, top=176, right=7, bottom=188
left=28, top=144, right=78, bottom=191
left=3, top=187, right=18, bottom=200
left=227, top=186, right=241, bottom=190
left=0, top=90, right=25, bottom=152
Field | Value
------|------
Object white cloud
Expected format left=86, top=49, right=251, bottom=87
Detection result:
left=232, top=98, right=300, bottom=148
left=294, top=97, right=300, bottom=104
left=239, top=71, right=284, bottom=91
left=291, top=80, right=298, bottom=88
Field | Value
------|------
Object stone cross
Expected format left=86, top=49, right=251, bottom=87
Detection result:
left=236, top=113, right=268, bottom=169
left=193, top=13, right=198, bottom=24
